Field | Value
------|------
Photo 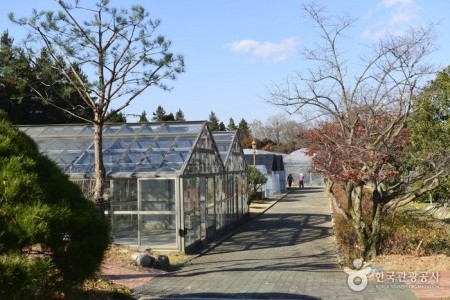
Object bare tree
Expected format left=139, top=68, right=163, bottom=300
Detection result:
left=251, top=114, right=306, bottom=153
left=268, top=4, right=441, bottom=259
left=10, top=0, right=184, bottom=203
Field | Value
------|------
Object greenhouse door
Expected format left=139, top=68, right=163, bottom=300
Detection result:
left=138, top=179, right=178, bottom=249
left=200, top=177, right=216, bottom=240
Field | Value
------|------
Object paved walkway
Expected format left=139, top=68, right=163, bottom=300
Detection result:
left=133, top=187, right=416, bottom=299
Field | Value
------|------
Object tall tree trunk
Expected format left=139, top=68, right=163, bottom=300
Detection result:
left=347, top=184, right=368, bottom=258
left=367, top=187, right=384, bottom=260
left=368, top=203, right=383, bottom=260
left=93, top=119, right=105, bottom=204
left=325, top=179, right=349, bottom=220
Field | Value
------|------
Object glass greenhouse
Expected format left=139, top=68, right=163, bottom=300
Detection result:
left=284, top=149, right=324, bottom=186
left=18, top=121, right=248, bottom=252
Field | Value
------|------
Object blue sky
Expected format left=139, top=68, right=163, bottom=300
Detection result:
left=2, top=0, right=450, bottom=124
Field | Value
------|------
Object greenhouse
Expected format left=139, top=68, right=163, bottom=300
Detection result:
left=284, top=149, right=324, bottom=186
left=244, top=149, right=286, bottom=197
left=18, top=121, right=248, bottom=252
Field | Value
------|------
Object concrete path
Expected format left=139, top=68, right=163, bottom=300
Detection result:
left=133, top=187, right=416, bottom=299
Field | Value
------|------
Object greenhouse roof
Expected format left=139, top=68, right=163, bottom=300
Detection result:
left=212, top=132, right=236, bottom=163
left=284, top=149, right=312, bottom=165
left=18, top=122, right=208, bottom=177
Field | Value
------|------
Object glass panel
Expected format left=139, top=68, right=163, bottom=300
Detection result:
left=112, top=214, right=138, bottom=245
left=114, top=164, right=136, bottom=173
left=118, top=124, right=156, bottom=135
left=58, top=151, right=79, bottom=164
left=217, top=143, right=230, bottom=151
left=111, top=179, right=138, bottom=211
left=36, top=140, right=53, bottom=151
left=164, top=152, right=184, bottom=163
left=139, top=179, right=176, bottom=248
left=117, top=124, right=136, bottom=134
left=140, top=124, right=160, bottom=133
left=130, top=138, right=154, bottom=151
left=184, top=211, right=201, bottom=248
left=22, top=126, right=46, bottom=136
left=70, top=164, right=92, bottom=174
left=199, top=177, right=206, bottom=239
left=85, top=138, right=114, bottom=150
left=59, top=126, right=84, bottom=136
left=174, top=137, right=195, bottom=149
left=108, top=138, right=134, bottom=151
left=215, top=175, right=226, bottom=230
left=126, top=151, right=144, bottom=163
left=103, top=152, right=124, bottom=164
left=145, top=153, right=164, bottom=165
left=207, top=177, right=215, bottom=228
left=40, top=126, right=71, bottom=136
left=71, top=150, right=94, bottom=174
left=75, top=151, right=95, bottom=165
left=140, top=215, right=176, bottom=247
left=103, top=125, right=122, bottom=135
left=183, top=177, right=201, bottom=248
left=154, top=137, right=175, bottom=150
left=65, top=139, right=91, bottom=151
left=79, top=126, right=94, bottom=135
left=39, top=139, right=66, bottom=151
left=140, top=179, right=175, bottom=211
left=158, top=123, right=203, bottom=134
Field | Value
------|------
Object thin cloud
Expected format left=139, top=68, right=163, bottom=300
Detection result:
left=382, top=0, right=413, bottom=8
left=228, top=38, right=298, bottom=63
left=363, top=0, right=421, bottom=40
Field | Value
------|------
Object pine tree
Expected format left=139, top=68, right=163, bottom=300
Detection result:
left=219, top=122, right=226, bottom=131
left=139, top=110, right=149, bottom=123
left=0, top=116, right=110, bottom=297
left=238, top=118, right=251, bottom=139
left=228, top=117, right=237, bottom=131
left=0, top=31, right=91, bottom=124
left=208, top=111, right=220, bottom=131
left=152, top=105, right=167, bottom=121
left=163, top=112, right=175, bottom=121
left=105, top=110, right=127, bottom=123
left=11, top=1, right=185, bottom=203
left=175, top=109, right=185, bottom=121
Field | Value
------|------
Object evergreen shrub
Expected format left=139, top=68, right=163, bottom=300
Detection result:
left=0, top=114, right=110, bottom=298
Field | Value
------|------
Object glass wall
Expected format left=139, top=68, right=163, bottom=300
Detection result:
left=183, top=177, right=201, bottom=247
left=111, top=178, right=138, bottom=245
left=139, top=179, right=177, bottom=248
left=111, top=178, right=177, bottom=249
left=215, top=175, right=227, bottom=230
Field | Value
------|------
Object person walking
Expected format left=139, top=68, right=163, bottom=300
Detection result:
left=299, top=173, right=304, bottom=189
left=287, top=174, right=293, bottom=188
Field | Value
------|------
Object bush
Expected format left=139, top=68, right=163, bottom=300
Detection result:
left=0, top=116, right=110, bottom=298
left=333, top=210, right=449, bottom=267
left=334, top=215, right=360, bottom=266
left=380, top=213, right=449, bottom=256
left=0, top=254, right=52, bottom=299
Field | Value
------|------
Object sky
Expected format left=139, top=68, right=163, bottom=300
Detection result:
left=1, top=0, right=450, bottom=124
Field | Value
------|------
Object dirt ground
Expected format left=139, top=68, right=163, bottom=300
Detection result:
left=374, top=254, right=450, bottom=273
